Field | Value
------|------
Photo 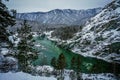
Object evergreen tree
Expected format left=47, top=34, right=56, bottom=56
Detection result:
left=71, top=56, right=76, bottom=69
left=16, top=20, right=38, bottom=72
left=51, top=57, right=57, bottom=69
left=71, top=56, right=81, bottom=80
left=57, top=53, right=66, bottom=70
left=51, top=57, right=57, bottom=76
left=91, top=64, right=97, bottom=73
left=0, top=0, right=16, bottom=72
left=57, top=53, right=66, bottom=79
left=71, top=56, right=81, bottom=72
left=0, top=0, right=15, bottom=42
left=76, top=56, right=81, bottom=72
left=76, top=56, right=81, bottom=80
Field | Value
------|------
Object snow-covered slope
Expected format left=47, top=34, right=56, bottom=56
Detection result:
left=52, top=0, right=120, bottom=63
left=0, top=71, right=118, bottom=80
left=16, top=8, right=101, bottom=25
left=0, top=72, right=56, bottom=80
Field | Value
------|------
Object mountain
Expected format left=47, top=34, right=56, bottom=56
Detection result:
left=50, top=0, right=120, bottom=63
left=16, top=8, right=101, bottom=25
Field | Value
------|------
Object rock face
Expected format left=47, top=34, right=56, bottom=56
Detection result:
left=59, top=0, right=120, bottom=63
left=16, top=8, right=101, bottom=25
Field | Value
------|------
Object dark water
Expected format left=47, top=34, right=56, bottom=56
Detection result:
left=33, top=37, right=120, bottom=73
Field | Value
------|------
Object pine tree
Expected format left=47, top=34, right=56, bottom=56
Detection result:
left=0, top=0, right=15, bottom=42
left=71, top=56, right=81, bottom=80
left=71, top=56, right=76, bottom=69
left=0, top=0, right=16, bottom=72
left=57, top=53, right=66, bottom=79
left=76, top=56, right=81, bottom=80
left=76, top=56, right=81, bottom=72
left=16, top=20, right=38, bottom=72
left=57, top=53, right=66, bottom=70
left=51, top=57, right=57, bottom=69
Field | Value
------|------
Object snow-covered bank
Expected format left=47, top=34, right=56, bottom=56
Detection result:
left=0, top=71, right=119, bottom=80
left=0, top=72, right=56, bottom=80
left=81, top=73, right=118, bottom=80
left=44, top=31, right=61, bottom=41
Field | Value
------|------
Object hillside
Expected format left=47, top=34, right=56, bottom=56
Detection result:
left=49, top=0, right=120, bottom=63
left=16, top=8, right=101, bottom=25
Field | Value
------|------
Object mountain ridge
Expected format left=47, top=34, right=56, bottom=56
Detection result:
left=16, top=8, right=102, bottom=25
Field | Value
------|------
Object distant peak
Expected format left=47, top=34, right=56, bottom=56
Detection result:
left=17, top=8, right=102, bottom=14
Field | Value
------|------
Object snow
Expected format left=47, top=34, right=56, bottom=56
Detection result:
left=35, top=65, right=54, bottom=73
left=0, top=71, right=118, bottom=80
left=0, top=56, right=18, bottom=72
left=44, top=31, right=53, bottom=37
left=81, top=73, right=117, bottom=80
left=104, top=53, right=120, bottom=63
left=1, top=48, right=9, bottom=55
left=8, top=33, right=20, bottom=47
left=114, top=0, right=120, bottom=7
left=32, top=32, right=39, bottom=37
left=0, top=72, right=56, bottom=80
left=0, top=65, right=118, bottom=80
left=5, top=57, right=17, bottom=63
left=8, top=36, right=14, bottom=44
left=14, top=38, right=20, bottom=47
left=44, top=31, right=62, bottom=42
left=72, top=48, right=81, bottom=53
left=34, top=44, right=45, bottom=49
left=115, top=7, right=120, bottom=13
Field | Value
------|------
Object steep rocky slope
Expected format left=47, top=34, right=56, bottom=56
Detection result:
left=50, top=0, right=120, bottom=63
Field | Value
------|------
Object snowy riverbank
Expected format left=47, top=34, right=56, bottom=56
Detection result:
left=0, top=71, right=118, bottom=80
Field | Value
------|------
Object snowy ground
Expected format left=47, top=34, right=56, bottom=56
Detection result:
left=0, top=65, right=118, bottom=80
left=0, top=71, right=118, bottom=80
left=44, top=31, right=61, bottom=42
left=0, top=72, right=56, bottom=80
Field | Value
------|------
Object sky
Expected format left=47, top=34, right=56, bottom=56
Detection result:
left=5, top=0, right=112, bottom=13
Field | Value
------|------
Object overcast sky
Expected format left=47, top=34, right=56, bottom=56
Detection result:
left=5, top=0, right=112, bottom=13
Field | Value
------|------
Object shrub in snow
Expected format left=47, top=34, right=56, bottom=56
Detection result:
left=0, top=56, right=18, bottom=72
